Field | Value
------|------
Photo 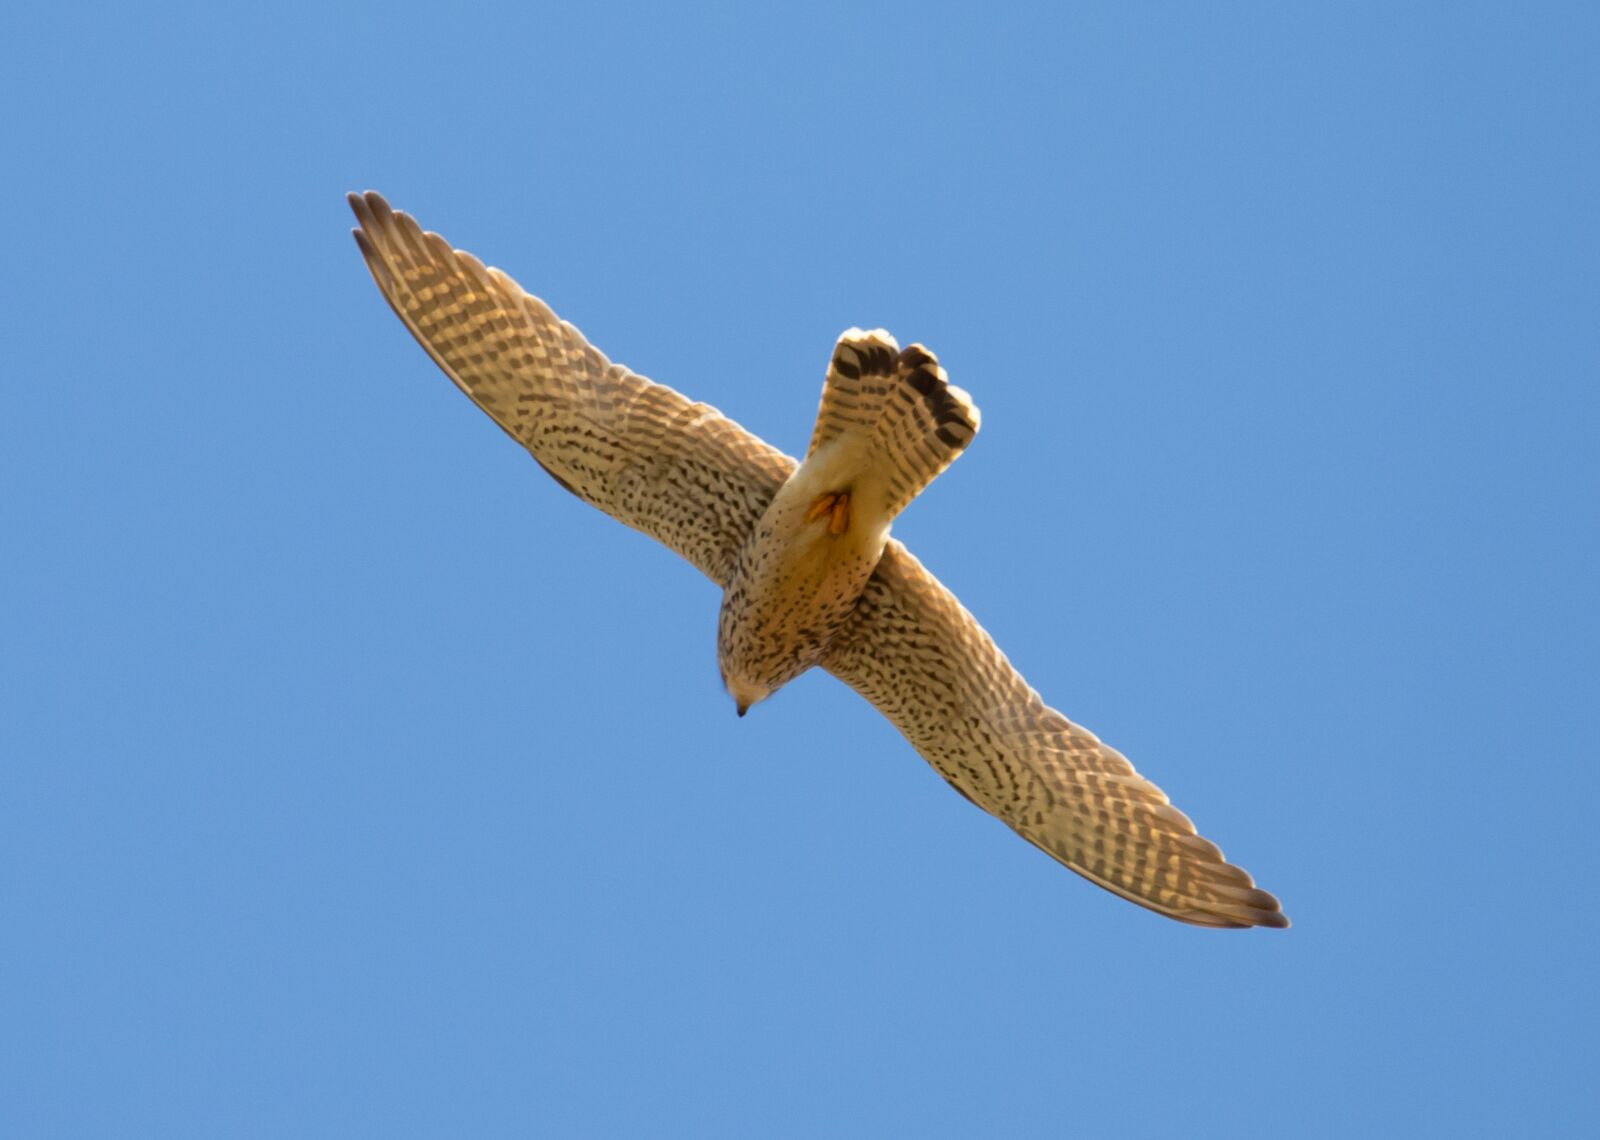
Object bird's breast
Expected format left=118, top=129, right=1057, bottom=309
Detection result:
left=717, top=464, right=890, bottom=695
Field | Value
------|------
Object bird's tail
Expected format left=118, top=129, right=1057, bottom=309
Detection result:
left=804, top=329, right=980, bottom=521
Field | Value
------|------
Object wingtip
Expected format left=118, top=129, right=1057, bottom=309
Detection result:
left=1245, top=885, right=1291, bottom=929
left=1229, top=895, right=1291, bottom=930
left=1210, top=883, right=1291, bottom=930
left=347, top=189, right=397, bottom=230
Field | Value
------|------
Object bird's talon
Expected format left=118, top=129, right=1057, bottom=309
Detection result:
left=828, top=492, right=851, bottom=536
left=804, top=493, right=837, bottom=523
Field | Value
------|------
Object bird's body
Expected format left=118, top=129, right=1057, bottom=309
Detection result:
left=718, top=447, right=889, bottom=711
left=349, top=191, right=1289, bottom=929
left=719, top=330, right=977, bottom=712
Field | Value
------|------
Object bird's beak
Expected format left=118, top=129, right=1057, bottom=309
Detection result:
left=736, top=702, right=750, bottom=718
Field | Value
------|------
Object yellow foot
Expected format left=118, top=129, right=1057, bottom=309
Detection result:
left=829, top=491, right=852, bottom=535
left=804, top=493, right=838, bottom=523
left=804, top=491, right=852, bottom=536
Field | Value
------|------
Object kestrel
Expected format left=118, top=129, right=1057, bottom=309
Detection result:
left=349, top=191, right=1288, bottom=929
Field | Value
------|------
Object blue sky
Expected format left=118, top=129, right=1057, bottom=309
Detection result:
left=3, top=3, right=1596, bottom=1135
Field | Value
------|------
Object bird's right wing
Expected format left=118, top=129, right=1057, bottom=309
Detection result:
left=822, top=541, right=1288, bottom=929
left=350, top=191, right=797, bottom=586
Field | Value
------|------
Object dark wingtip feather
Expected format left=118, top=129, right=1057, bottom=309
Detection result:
left=350, top=228, right=390, bottom=287
left=347, top=190, right=381, bottom=230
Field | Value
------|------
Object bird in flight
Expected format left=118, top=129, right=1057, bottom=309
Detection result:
left=349, top=191, right=1288, bottom=929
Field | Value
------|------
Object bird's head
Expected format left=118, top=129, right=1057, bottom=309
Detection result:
left=723, top=674, right=772, bottom=718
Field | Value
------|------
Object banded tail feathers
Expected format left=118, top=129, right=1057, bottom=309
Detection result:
left=806, top=329, right=980, bottom=520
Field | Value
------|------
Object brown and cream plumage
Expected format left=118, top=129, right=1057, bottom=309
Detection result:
left=349, top=191, right=1288, bottom=929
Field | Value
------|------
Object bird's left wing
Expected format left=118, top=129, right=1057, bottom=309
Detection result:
left=349, top=191, right=796, bottom=586
left=822, top=541, right=1288, bottom=929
